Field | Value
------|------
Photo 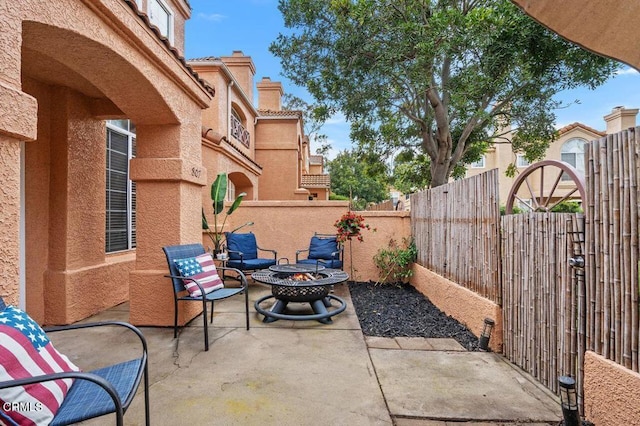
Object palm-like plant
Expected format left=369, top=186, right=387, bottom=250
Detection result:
left=202, top=173, right=247, bottom=255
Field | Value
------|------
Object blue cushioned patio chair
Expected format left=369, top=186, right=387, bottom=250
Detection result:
left=225, top=232, right=277, bottom=273
left=296, top=233, right=343, bottom=269
left=0, top=297, right=150, bottom=426
left=163, top=243, right=249, bottom=352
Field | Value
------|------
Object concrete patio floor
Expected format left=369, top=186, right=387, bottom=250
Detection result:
left=49, top=282, right=563, bottom=425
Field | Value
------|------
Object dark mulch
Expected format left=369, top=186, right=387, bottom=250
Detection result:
left=348, top=281, right=480, bottom=351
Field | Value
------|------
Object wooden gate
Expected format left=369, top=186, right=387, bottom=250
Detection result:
left=501, top=213, right=585, bottom=399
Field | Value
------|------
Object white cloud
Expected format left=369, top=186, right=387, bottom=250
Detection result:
left=325, top=112, right=347, bottom=125
left=615, top=67, right=639, bottom=76
left=197, top=13, right=226, bottom=22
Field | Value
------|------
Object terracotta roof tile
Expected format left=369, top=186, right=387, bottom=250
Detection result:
left=122, top=0, right=215, bottom=97
left=301, top=174, right=330, bottom=188
left=188, top=56, right=222, bottom=62
left=257, top=109, right=303, bottom=118
left=557, top=122, right=605, bottom=137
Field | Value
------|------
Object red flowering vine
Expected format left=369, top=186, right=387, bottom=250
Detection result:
left=334, top=211, right=375, bottom=243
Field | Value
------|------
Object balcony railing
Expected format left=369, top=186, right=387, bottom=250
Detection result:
left=230, top=115, right=250, bottom=148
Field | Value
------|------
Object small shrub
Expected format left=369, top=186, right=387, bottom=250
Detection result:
left=550, top=200, right=583, bottom=213
left=500, top=204, right=522, bottom=215
left=373, top=237, right=418, bottom=285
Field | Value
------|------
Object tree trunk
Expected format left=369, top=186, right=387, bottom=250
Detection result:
left=430, top=160, right=450, bottom=187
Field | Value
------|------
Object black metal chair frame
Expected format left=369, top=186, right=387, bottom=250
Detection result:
left=163, top=243, right=249, bottom=352
left=295, top=232, right=344, bottom=269
left=0, top=320, right=149, bottom=426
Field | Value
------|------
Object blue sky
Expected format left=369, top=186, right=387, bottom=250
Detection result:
left=185, top=0, right=640, bottom=159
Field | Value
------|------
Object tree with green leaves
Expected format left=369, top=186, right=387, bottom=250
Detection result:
left=327, top=150, right=389, bottom=210
left=271, top=0, right=619, bottom=187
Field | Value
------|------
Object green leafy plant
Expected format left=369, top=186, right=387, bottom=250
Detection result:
left=202, top=173, right=247, bottom=255
left=500, top=204, right=522, bottom=215
left=550, top=201, right=583, bottom=213
left=373, top=237, right=418, bottom=285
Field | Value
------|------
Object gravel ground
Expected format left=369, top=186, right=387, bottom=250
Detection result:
left=348, top=281, right=480, bottom=351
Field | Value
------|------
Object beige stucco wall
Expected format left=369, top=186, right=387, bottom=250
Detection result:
left=583, top=351, right=640, bottom=424
left=220, top=203, right=411, bottom=282
left=467, top=125, right=602, bottom=204
left=410, top=264, right=503, bottom=352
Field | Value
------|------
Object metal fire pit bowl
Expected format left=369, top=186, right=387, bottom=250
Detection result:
left=252, top=264, right=348, bottom=324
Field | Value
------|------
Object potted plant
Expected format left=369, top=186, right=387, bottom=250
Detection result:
left=202, top=173, right=248, bottom=258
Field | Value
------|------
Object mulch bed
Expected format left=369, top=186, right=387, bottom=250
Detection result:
left=348, top=281, right=480, bottom=351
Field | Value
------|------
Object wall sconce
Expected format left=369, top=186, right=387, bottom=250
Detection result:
left=558, top=376, right=580, bottom=426
left=478, top=318, right=495, bottom=351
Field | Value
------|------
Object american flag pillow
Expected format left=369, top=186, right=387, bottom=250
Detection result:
left=0, top=305, right=80, bottom=426
left=174, top=253, right=224, bottom=297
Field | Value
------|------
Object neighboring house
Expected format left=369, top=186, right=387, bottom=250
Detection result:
left=466, top=106, right=638, bottom=207
left=189, top=54, right=331, bottom=202
left=0, top=1, right=330, bottom=329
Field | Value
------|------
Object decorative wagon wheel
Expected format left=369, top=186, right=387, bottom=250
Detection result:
left=505, top=160, right=586, bottom=214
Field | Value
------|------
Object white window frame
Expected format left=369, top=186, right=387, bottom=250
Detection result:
left=561, top=138, right=587, bottom=181
left=470, top=155, right=486, bottom=169
left=148, top=0, right=174, bottom=44
left=516, top=154, right=530, bottom=168
left=106, top=121, right=136, bottom=253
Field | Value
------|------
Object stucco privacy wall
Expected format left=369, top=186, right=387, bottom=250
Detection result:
left=411, top=265, right=503, bottom=352
left=583, top=351, right=640, bottom=424
left=2, top=0, right=212, bottom=325
left=225, top=203, right=411, bottom=282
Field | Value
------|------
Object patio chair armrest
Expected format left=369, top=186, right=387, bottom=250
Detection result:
left=295, top=248, right=309, bottom=256
left=0, top=371, right=126, bottom=423
left=256, top=246, right=277, bottom=259
left=44, top=321, right=148, bottom=354
left=226, top=249, right=244, bottom=260
left=164, top=274, right=209, bottom=297
left=217, top=267, right=249, bottom=289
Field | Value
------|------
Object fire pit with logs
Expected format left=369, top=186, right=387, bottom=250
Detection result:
left=252, top=264, right=348, bottom=323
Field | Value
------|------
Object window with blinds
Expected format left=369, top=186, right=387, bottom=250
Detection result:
left=106, top=121, right=136, bottom=253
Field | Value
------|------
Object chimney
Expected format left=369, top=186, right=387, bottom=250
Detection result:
left=604, top=106, right=639, bottom=134
left=220, top=51, right=256, bottom=101
left=256, top=77, right=284, bottom=111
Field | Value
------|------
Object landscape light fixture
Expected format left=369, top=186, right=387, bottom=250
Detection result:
left=478, top=318, right=495, bottom=351
left=558, top=376, right=580, bottom=426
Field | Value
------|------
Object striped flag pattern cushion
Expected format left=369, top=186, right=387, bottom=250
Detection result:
left=174, top=253, right=224, bottom=297
left=0, top=305, right=80, bottom=425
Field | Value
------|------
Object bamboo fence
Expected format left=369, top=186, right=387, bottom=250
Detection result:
left=410, top=170, right=502, bottom=303
left=410, top=133, right=640, bottom=402
left=584, top=128, right=640, bottom=373
left=501, top=213, right=582, bottom=396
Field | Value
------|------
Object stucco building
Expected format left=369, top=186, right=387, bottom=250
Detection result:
left=1, top=1, right=329, bottom=329
left=466, top=106, right=638, bottom=208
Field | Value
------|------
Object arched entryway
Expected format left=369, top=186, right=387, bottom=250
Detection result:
left=3, top=1, right=212, bottom=326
